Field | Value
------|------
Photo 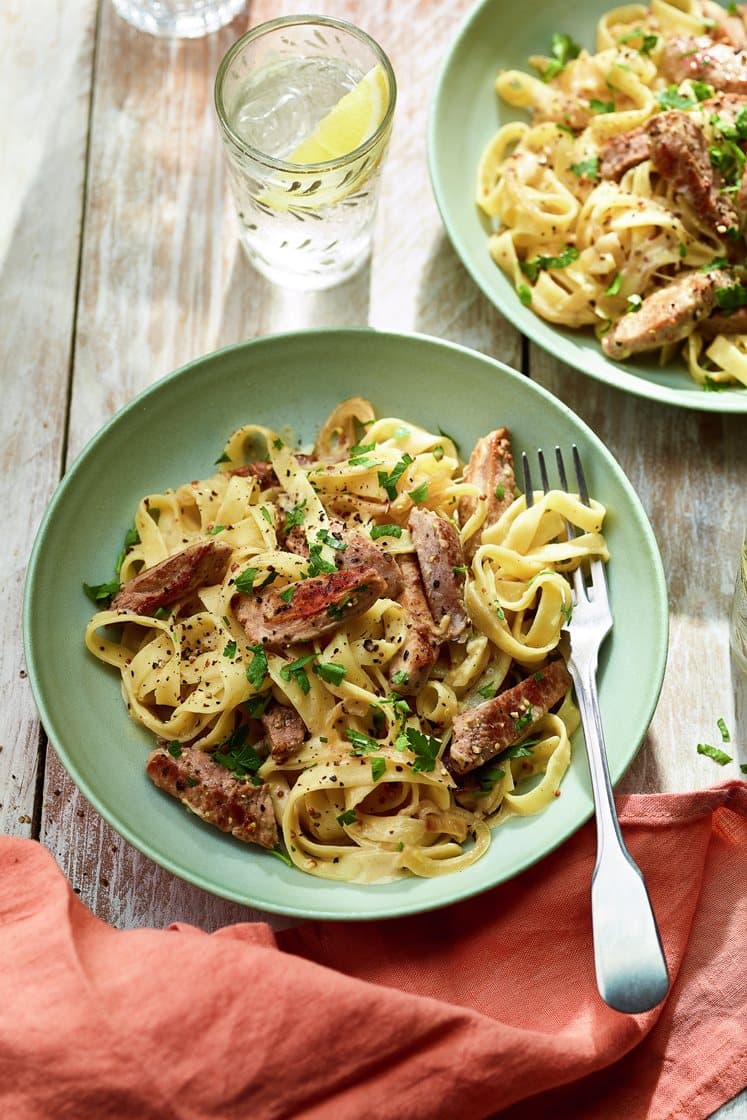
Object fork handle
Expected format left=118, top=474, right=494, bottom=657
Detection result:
left=569, top=660, right=670, bottom=1014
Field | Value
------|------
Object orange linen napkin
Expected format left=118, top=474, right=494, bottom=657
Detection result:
left=0, top=782, right=744, bottom=1120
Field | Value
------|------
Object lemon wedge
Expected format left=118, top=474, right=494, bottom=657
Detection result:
left=289, top=63, right=389, bottom=164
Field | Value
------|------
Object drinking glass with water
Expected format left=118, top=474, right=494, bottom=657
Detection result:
left=214, top=15, right=396, bottom=290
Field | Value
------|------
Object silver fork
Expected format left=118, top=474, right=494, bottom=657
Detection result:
left=522, top=446, right=670, bottom=1015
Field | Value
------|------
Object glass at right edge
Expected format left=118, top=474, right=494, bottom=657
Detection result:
left=214, top=15, right=396, bottom=291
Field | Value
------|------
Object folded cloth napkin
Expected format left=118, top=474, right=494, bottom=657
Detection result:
left=0, top=782, right=744, bottom=1120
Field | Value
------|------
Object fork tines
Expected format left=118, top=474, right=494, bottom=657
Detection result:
left=521, top=444, right=590, bottom=513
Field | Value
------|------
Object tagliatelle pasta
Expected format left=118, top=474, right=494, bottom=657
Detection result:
left=84, top=400, right=608, bottom=884
left=478, top=0, right=747, bottom=388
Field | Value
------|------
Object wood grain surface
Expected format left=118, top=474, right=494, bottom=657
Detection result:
left=2, top=0, right=744, bottom=964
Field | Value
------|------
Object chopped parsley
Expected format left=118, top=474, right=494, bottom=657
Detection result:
left=626, top=293, right=643, bottom=313
left=520, top=245, right=580, bottom=282
left=477, top=680, right=498, bottom=699
left=260, top=506, right=273, bottom=525
left=391, top=670, right=410, bottom=687
left=371, top=757, right=387, bottom=783
left=305, top=542, right=337, bottom=578
left=246, top=643, right=268, bottom=689
left=402, top=727, right=442, bottom=773
left=283, top=501, right=307, bottom=532
left=378, top=454, right=414, bottom=500
left=255, top=570, right=278, bottom=591
left=206, top=524, right=226, bottom=536
left=431, top=445, right=445, bottom=461
left=605, top=272, right=622, bottom=297
left=316, top=528, right=347, bottom=551
left=570, top=156, right=599, bottom=180
left=167, top=741, right=182, bottom=758
left=696, top=742, right=733, bottom=766
left=214, top=450, right=231, bottom=465
left=234, top=566, right=258, bottom=594
left=336, top=808, right=358, bottom=826
left=589, top=97, right=615, bottom=114
left=214, top=725, right=264, bottom=781
left=370, top=523, right=403, bottom=540
left=715, top=283, right=747, bottom=310
left=280, top=652, right=317, bottom=694
left=346, top=728, right=381, bottom=755
left=517, top=283, right=533, bottom=306
left=278, top=586, right=295, bottom=604
left=244, top=692, right=271, bottom=718
left=514, top=709, right=535, bottom=734
left=717, top=717, right=731, bottom=743
left=700, top=257, right=731, bottom=272
left=537, top=31, right=582, bottom=81
left=479, top=766, right=506, bottom=793
left=494, top=484, right=505, bottom=501
left=83, top=577, right=120, bottom=605
left=408, top=481, right=429, bottom=504
left=314, top=661, right=347, bottom=686
left=222, top=640, right=237, bottom=659
left=657, top=85, right=696, bottom=111
left=617, top=27, right=658, bottom=54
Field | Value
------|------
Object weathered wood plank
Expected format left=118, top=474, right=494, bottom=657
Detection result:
left=529, top=346, right=745, bottom=791
left=0, top=0, right=96, bottom=838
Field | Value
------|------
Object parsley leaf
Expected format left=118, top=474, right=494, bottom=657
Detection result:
left=408, top=481, right=428, bottom=504
left=715, top=283, right=747, bottom=310
left=657, top=85, right=696, bottom=111
left=570, top=156, right=599, bottom=180
left=223, top=640, right=237, bottom=659
left=314, top=661, right=346, bottom=686
left=538, top=31, right=581, bottom=81
left=83, top=578, right=120, bottom=605
left=280, top=653, right=317, bottom=694
left=717, top=717, right=731, bottom=743
left=246, top=643, right=268, bottom=689
left=336, top=808, right=358, bottom=826
left=589, top=97, right=615, bottom=114
left=402, top=727, right=442, bottom=773
left=283, top=501, right=307, bottom=532
left=370, top=523, right=403, bottom=540
left=378, top=454, right=414, bottom=501
left=520, top=245, right=580, bottom=282
left=517, top=282, right=533, bottom=306
left=605, top=272, right=622, bottom=296
left=214, top=726, right=264, bottom=780
left=391, top=670, right=410, bottom=687
left=305, top=542, right=337, bottom=578
left=346, top=728, right=380, bottom=755
left=697, top=742, right=733, bottom=765
left=371, top=757, right=387, bottom=782
left=234, top=566, right=258, bottom=594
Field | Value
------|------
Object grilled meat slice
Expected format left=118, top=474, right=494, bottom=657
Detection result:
left=662, top=35, right=747, bottom=93
left=146, top=746, right=278, bottom=848
left=458, top=428, right=515, bottom=559
left=648, top=110, right=741, bottom=237
left=602, top=269, right=731, bottom=359
left=599, top=125, right=651, bottom=181
left=338, top=529, right=403, bottom=599
left=699, top=306, right=747, bottom=336
left=112, top=540, right=232, bottom=615
left=260, top=701, right=306, bottom=762
left=409, top=507, right=469, bottom=641
left=229, top=460, right=277, bottom=487
left=447, top=660, right=572, bottom=775
left=387, top=555, right=441, bottom=694
left=234, top=566, right=387, bottom=648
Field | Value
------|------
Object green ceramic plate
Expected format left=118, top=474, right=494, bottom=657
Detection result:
left=428, top=0, right=747, bottom=412
left=23, top=330, right=667, bottom=919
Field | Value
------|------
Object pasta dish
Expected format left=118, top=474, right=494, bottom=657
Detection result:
left=84, top=400, right=608, bottom=883
left=477, top=0, right=747, bottom=389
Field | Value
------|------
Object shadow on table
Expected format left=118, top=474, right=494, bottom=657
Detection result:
left=217, top=245, right=372, bottom=341
left=412, top=230, right=523, bottom=369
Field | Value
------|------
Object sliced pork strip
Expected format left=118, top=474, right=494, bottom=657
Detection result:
left=447, top=660, right=572, bottom=775
left=408, top=507, right=469, bottom=641
left=234, top=566, right=387, bottom=648
left=602, top=269, right=731, bottom=359
left=112, top=540, right=233, bottom=615
left=698, top=305, right=747, bottom=336
left=338, top=529, right=403, bottom=599
left=387, top=555, right=441, bottom=694
left=648, top=110, right=740, bottom=237
left=599, top=125, right=651, bottom=181
left=229, top=460, right=277, bottom=487
left=146, top=746, right=278, bottom=848
left=260, top=701, right=306, bottom=762
left=458, top=429, right=515, bottom=560
left=662, top=35, right=747, bottom=92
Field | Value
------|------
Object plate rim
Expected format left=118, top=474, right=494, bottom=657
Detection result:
left=22, top=326, right=669, bottom=919
left=426, top=0, right=747, bottom=414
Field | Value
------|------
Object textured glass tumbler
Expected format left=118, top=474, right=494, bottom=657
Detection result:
left=214, top=16, right=396, bottom=290
left=112, top=0, right=246, bottom=38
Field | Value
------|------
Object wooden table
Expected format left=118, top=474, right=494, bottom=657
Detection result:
left=2, top=2, right=744, bottom=1109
